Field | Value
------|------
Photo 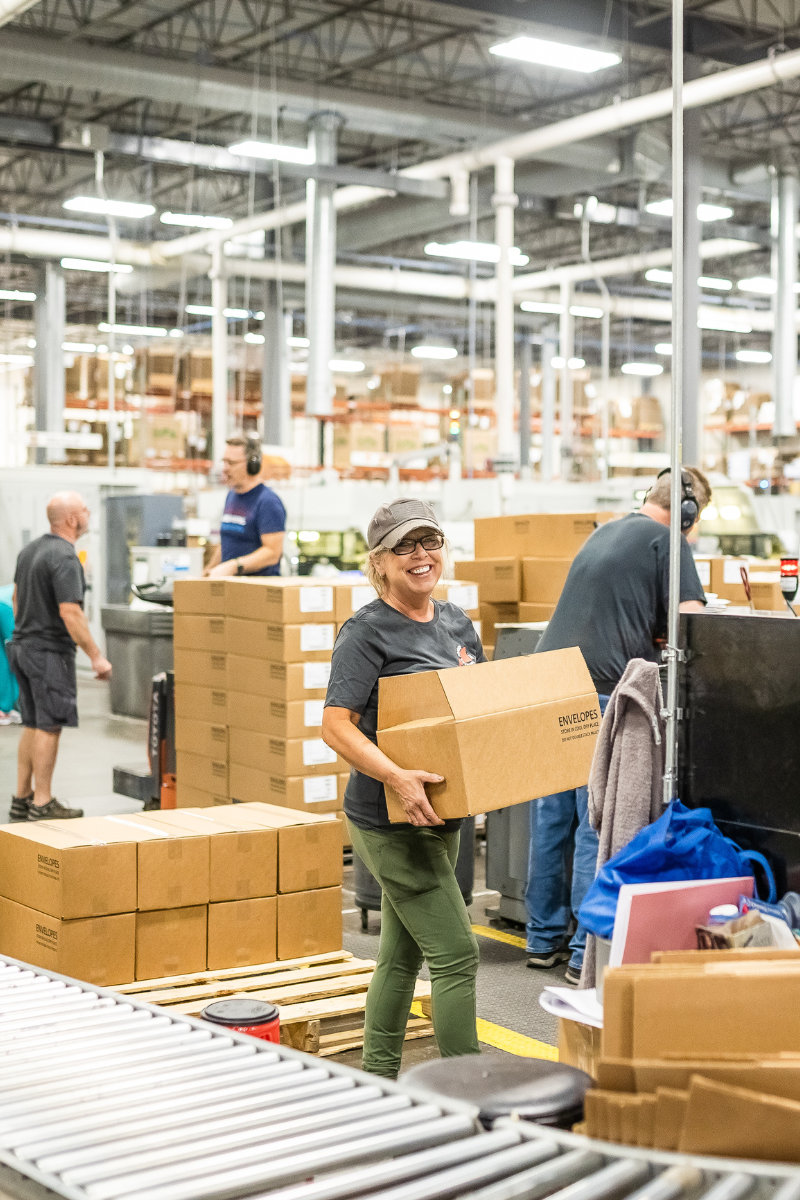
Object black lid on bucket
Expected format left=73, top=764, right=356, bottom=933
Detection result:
left=201, top=999, right=279, bottom=1026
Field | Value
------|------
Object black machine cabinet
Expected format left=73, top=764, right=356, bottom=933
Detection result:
left=678, top=611, right=800, bottom=896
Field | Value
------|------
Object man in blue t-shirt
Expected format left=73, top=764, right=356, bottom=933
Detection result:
left=205, top=435, right=286, bottom=578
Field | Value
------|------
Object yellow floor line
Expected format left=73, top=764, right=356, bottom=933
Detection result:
left=409, top=1004, right=559, bottom=1062
left=471, top=923, right=527, bottom=949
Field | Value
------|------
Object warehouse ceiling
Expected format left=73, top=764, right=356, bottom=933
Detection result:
left=0, top=0, right=799, bottom=360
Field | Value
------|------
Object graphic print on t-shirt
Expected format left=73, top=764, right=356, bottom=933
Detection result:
left=457, top=644, right=476, bottom=665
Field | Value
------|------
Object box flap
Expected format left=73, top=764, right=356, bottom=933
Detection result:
left=377, top=671, right=451, bottom=731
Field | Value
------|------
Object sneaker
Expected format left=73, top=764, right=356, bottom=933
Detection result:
left=9, top=793, right=32, bottom=822
left=7, top=711, right=21, bottom=725
left=564, top=963, right=582, bottom=987
left=526, top=947, right=570, bottom=970
left=28, top=797, right=84, bottom=821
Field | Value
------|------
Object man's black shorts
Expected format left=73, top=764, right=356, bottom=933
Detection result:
left=6, top=642, right=78, bottom=731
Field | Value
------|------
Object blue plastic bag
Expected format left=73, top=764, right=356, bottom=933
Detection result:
left=578, top=800, right=775, bottom=940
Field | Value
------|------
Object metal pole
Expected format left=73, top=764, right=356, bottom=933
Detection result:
left=519, top=335, right=531, bottom=472
left=210, top=241, right=229, bottom=461
left=95, top=151, right=117, bottom=474
left=600, top=308, right=610, bottom=480
left=33, top=262, right=66, bottom=465
left=466, top=172, right=478, bottom=478
left=262, top=282, right=291, bottom=447
left=541, top=323, right=557, bottom=482
left=493, top=155, right=518, bottom=471
left=774, top=172, right=798, bottom=439
left=559, top=279, right=573, bottom=478
left=681, top=56, right=703, bottom=465
left=663, top=0, right=684, bottom=809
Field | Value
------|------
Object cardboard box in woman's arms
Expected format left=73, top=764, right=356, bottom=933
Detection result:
left=377, top=647, right=600, bottom=821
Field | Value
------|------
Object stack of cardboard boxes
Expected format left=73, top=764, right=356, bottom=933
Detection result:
left=0, top=801, right=342, bottom=986
left=695, top=556, right=787, bottom=611
left=455, top=513, right=610, bottom=655
left=334, top=576, right=481, bottom=638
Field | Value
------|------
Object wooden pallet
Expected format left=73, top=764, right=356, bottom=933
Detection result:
left=118, top=951, right=434, bottom=1057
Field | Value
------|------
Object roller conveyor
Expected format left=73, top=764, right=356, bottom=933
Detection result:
left=1, top=956, right=800, bottom=1200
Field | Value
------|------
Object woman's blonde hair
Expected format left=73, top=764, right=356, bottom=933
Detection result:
left=363, top=533, right=451, bottom=598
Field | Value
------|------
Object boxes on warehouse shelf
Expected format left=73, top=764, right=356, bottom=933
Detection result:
left=174, top=682, right=228, bottom=725
left=173, top=648, right=227, bottom=687
left=173, top=614, right=226, bottom=652
left=101, top=813, right=210, bottom=911
left=140, top=808, right=277, bottom=901
left=709, top=557, right=785, bottom=609
left=228, top=762, right=345, bottom=814
left=519, top=603, right=556, bottom=623
left=375, top=367, right=420, bottom=403
left=479, top=602, right=519, bottom=646
left=226, top=619, right=335, bottom=662
left=387, top=427, right=424, bottom=455
left=175, top=717, right=228, bottom=760
left=227, top=693, right=324, bottom=738
left=0, top=819, right=138, bottom=919
left=377, top=647, right=600, bottom=822
left=207, top=897, right=278, bottom=970
left=0, top=895, right=135, bottom=987
left=225, top=577, right=337, bottom=623
left=176, top=749, right=228, bottom=798
left=227, top=656, right=331, bottom=701
left=333, top=423, right=386, bottom=469
left=277, top=887, right=343, bottom=960
left=521, top=558, right=573, bottom=606
left=474, top=512, right=609, bottom=560
left=228, top=727, right=345, bottom=777
left=135, top=904, right=207, bottom=980
left=175, top=780, right=229, bottom=809
left=454, top=558, right=520, bottom=603
left=172, top=579, right=227, bottom=616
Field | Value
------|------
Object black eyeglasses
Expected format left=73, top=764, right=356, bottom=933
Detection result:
left=391, top=533, right=445, bottom=556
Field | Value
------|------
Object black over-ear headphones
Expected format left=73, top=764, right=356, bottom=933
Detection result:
left=655, top=467, right=699, bottom=532
left=245, top=436, right=263, bottom=476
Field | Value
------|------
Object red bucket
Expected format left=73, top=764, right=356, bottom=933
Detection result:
left=200, top=999, right=280, bottom=1043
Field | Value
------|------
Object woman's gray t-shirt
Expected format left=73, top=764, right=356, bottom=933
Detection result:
left=325, top=598, right=486, bottom=830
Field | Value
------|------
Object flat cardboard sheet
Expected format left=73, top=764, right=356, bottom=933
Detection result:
left=610, top=877, right=755, bottom=966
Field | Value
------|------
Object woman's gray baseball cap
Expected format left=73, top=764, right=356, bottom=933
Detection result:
left=367, top=498, right=444, bottom=550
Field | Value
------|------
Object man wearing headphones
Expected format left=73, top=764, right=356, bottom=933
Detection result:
left=525, top=466, right=712, bottom=984
left=204, top=434, right=286, bottom=579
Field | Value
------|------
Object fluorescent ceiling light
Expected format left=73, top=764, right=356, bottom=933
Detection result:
left=570, top=305, right=603, bottom=319
left=0, top=288, right=35, bottom=301
left=160, top=212, right=233, bottom=229
left=184, top=304, right=256, bottom=318
left=655, top=343, right=673, bottom=355
left=737, top=276, right=775, bottom=295
left=63, top=196, right=155, bottom=219
left=720, top=505, right=742, bottom=520
left=520, top=301, right=563, bottom=315
left=61, top=258, right=133, bottom=273
left=329, top=358, right=365, bottom=372
left=568, top=357, right=585, bottom=368
left=621, top=362, right=663, bottom=376
left=645, top=199, right=733, bottom=222
left=169, top=329, right=183, bottom=338
left=62, top=341, right=96, bottom=353
left=185, top=304, right=215, bottom=315
left=645, top=269, right=673, bottom=284
left=425, top=240, right=529, bottom=266
left=0, top=353, right=33, bottom=364
left=736, top=349, right=772, bottom=364
left=98, top=322, right=167, bottom=337
left=224, top=308, right=249, bottom=319
left=122, top=345, right=134, bottom=354
left=645, top=268, right=732, bottom=291
left=229, top=139, right=315, bottom=165
left=287, top=336, right=310, bottom=347
left=244, top=332, right=265, bottom=344
left=410, top=345, right=458, bottom=360
left=489, top=35, right=621, bottom=74
left=551, top=356, right=565, bottom=368
left=698, top=312, right=753, bottom=333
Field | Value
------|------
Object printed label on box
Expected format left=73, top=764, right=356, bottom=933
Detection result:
left=351, top=585, right=376, bottom=611
left=447, top=584, right=478, bottom=611
left=303, top=662, right=331, bottom=689
left=304, top=700, right=325, bottom=726
left=303, top=775, right=338, bottom=804
left=695, top=560, right=711, bottom=587
left=724, top=560, right=746, bottom=584
left=300, top=625, right=335, bottom=652
left=750, top=570, right=780, bottom=582
left=299, top=586, right=334, bottom=613
left=302, top=738, right=338, bottom=766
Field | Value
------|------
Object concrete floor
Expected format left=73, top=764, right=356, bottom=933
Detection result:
left=0, top=674, right=564, bottom=1070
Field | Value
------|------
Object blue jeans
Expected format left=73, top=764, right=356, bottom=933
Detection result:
left=524, top=694, right=610, bottom=970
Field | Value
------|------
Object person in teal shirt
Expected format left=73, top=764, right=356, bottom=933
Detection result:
left=0, top=584, right=20, bottom=724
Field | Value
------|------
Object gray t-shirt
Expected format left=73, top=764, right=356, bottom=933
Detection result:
left=325, top=598, right=486, bottom=830
left=13, top=533, right=85, bottom=653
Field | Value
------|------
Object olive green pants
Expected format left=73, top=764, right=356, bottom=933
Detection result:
left=347, top=819, right=480, bottom=1078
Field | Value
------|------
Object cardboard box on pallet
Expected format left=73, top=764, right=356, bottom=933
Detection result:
left=140, top=809, right=277, bottom=900
left=521, top=558, right=573, bottom=605
left=377, top=647, right=599, bottom=822
left=454, top=559, right=520, bottom=603
left=176, top=749, right=228, bottom=797
left=227, top=657, right=330, bottom=701
left=0, top=820, right=138, bottom=919
left=229, top=727, right=345, bottom=777
left=228, top=762, right=344, bottom=813
left=475, top=512, right=610, bottom=560
left=174, top=682, right=228, bottom=724
left=99, top=813, right=210, bottom=911
left=0, top=895, right=135, bottom=986
left=172, top=578, right=226, bottom=615
left=135, top=904, right=207, bottom=980
left=173, top=648, right=227, bottom=687
left=228, top=693, right=323, bottom=738
left=225, top=578, right=337, bottom=623
left=175, top=780, right=228, bottom=808
left=277, top=887, right=342, bottom=960
left=227, top=618, right=335, bottom=662
left=173, top=614, right=226, bottom=652
left=175, top=718, right=228, bottom=759
left=208, top=897, right=277, bottom=969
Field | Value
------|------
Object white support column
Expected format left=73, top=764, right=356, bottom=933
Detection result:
left=262, top=283, right=291, bottom=447
left=681, top=57, right=703, bottom=466
left=518, top=334, right=531, bottom=473
left=773, top=172, right=798, bottom=439
left=210, top=242, right=229, bottom=461
left=600, top=308, right=610, bottom=480
left=305, top=112, right=344, bottom=441
left=33, top=261, right=65, bottom=465
left=541, top=322, right=558, bottom=482
left=559, top=279, right=574, bottom=478
left=493, top=155, right=518, bottom=472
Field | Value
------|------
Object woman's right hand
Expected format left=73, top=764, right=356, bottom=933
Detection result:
left=391, top=768, right=445, bottom=827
